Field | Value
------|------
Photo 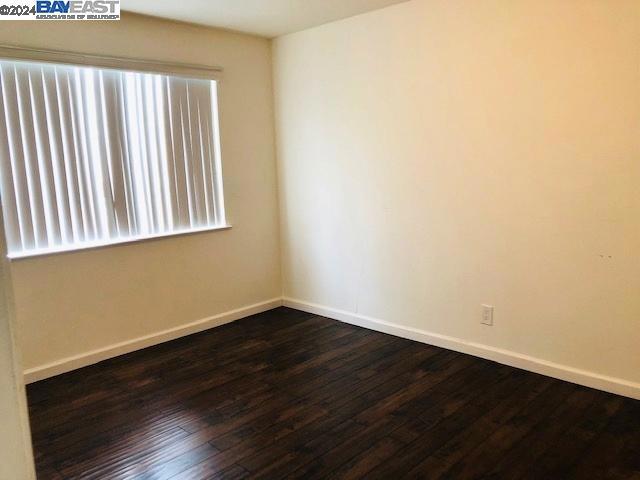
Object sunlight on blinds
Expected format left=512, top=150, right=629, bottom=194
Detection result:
left=0, top=60, right=226, bottom=257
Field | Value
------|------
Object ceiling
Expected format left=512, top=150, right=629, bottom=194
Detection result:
left=124, top=0, right=409, bottom=38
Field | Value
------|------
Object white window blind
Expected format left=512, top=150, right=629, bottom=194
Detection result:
left=0, top=59, right=226, bottom=258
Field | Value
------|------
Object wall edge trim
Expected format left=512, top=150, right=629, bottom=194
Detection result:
left=283, top=297, right=640, bottom=400
left=23, top=297, right=283, bottom=383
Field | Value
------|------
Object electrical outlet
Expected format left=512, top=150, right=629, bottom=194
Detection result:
left=481, top=305, right=494, bottom=326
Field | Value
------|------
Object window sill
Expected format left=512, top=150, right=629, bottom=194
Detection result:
left=8, top=224, right=232, bottom=261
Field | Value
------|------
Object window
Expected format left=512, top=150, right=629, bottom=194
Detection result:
left=0, top=59, right=226, bottom=258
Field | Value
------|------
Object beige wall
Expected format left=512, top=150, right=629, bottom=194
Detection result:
left=1, top=13, right=282, bottom=371
left=0, top=212, right=35, bottom=480
left=274, top=0, right=640, bottom=384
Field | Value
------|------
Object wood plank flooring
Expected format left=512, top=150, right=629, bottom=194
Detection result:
left=27, top=307, right=640, bottom=479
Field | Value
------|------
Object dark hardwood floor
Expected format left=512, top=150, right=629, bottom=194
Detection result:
left=28, top=307, right=639, bottom=479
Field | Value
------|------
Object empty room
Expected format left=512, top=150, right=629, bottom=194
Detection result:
left=0, top=0, right=638, bottom=479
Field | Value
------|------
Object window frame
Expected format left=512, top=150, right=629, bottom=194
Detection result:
left=0, top=45, right=231, bottom=260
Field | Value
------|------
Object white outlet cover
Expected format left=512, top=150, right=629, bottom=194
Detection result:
left=481, top=305, right=494, bottom=326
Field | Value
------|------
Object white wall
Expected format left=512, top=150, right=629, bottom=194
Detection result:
left=274, top=0, right=640, bottom=389
left=0, top=13, right=282, bottom=374
left=0, top=211, right=35, bottom=480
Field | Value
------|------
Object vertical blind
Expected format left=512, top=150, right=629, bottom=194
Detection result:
left=0, top=59, right=226, bottom=257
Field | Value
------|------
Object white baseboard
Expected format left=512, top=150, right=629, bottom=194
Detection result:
left=283, top=297, right=640, bottom=400
left=23, top=298, right=283, bottom=384
left=25, top=295, right=640, bottom=400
